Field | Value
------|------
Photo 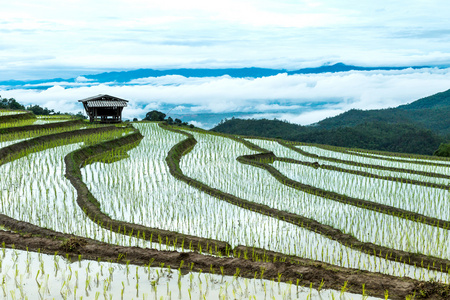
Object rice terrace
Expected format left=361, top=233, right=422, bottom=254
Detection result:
left=1, top=106, right=450, bottom=300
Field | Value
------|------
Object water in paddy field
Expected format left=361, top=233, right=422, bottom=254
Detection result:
left=32, top=119, right=70, bottom=125
left=0, top=248, right=383, bottom=300
left=79, top=123, right=450, bottom=283
left=0, top=122, right=442, bottom=299
left=0, top=111, right=26, bottom=116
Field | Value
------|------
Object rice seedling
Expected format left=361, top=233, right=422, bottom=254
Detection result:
left=2, top=119, right=448, bottom=298
left=0, top=129, right=170, bottom=249
left=179, top=130, right=450, bottom=266
left=0, top=118, right=36, bottom=129
left=0, top=123, right=100, bottom=148
left=77, top=123, right=449, bottom=282
left=0, top=249, right=370, bottom=299
left=271, top=160, right=449, bottom=221
left=348, top=149, right=450, bottom=164
left=248, top=138, right=450, bottom=185
left=0, top=109, right=27, bottom=116
left=299, top=145, right=450, bottom=176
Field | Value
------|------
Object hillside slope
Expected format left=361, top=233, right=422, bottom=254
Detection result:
left=212, top=89, right=450, bottom=155
left=316, top=89, right=450, bottom=135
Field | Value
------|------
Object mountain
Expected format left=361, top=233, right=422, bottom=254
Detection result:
left=0, top=63, right=430, bottom=88
left=212, top=89, right=450, bottom=155
left=287, top=63, right=418, bottom=75
left=82, top=63, right=425, bottom=82
left=316, top=89, right=450, bottom=135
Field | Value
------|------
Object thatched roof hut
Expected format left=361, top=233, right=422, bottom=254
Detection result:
left=79, top=94, right=128, bottom=123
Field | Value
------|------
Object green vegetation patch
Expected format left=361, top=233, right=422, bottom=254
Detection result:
left=434, top=143, right=450, bottom=157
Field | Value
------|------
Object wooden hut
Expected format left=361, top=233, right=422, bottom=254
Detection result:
left=78, top=94, right=128, bottom=123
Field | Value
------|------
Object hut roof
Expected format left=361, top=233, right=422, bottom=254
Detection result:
left=78, top=94, right=128, bottom=108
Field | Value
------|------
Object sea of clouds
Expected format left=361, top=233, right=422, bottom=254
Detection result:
left=1, top=67, right=449, bottom=128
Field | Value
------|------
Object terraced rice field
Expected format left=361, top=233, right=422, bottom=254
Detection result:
left=0, top=112, right=449, bottom=299
left=0, top=110, right=27, bottom=116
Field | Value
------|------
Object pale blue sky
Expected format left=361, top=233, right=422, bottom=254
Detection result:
left=2, top=0, right=450, bottom=80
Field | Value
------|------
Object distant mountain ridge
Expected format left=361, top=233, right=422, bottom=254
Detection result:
left=212, top=88, right=450, bottom=155
left=0, top=63, right=430, bottom=87
left=81, top=63, right=427, bottom=82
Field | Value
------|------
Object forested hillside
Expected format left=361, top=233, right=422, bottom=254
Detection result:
left=316, top=89, right=450, bottom=135
left=212, top=89, right=450, bottom=155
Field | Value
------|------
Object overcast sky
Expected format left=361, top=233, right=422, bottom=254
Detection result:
left=2, top=0, right=450, bottom=80
left=2, top=1, right=450, bottom=126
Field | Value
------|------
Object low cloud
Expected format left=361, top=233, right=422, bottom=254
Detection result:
left=75, top=76, right=94, bottom=82
left=187, top=120, right=204, bottom=128
left=242, top=109, right=346, bottom=125
left=1, top=67, right=450, bottom=127
left=253, top=103, right=303, bottom=111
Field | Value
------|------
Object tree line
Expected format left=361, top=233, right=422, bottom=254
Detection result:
left=142, top=110, right=193, bottom=127
left=0, top=96, right=86, bottom=118
left=212, top=118, right=448, bottom=156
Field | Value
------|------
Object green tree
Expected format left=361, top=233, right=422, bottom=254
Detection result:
left=27, top=105, right=54, bottom=115
left=75, top=112, right=87, bottom=119
left=434, top=143, right=450, bottom=157
left=144, top=110, right=166, bottom=121
left=0, top=96, right=25, bottom=110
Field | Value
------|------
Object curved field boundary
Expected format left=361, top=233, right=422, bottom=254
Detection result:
left=299, top=142, right=450, bottom=167
left=64, top=129, right=232, bottom=255
left=309, top=142, right=450, bottom=164
left=276, top=156, right=449, bottom=190
left=0, top=122, right=447, bottom=299
left=239, top=133, right=450, bottom=164
left=279, top=140, right=450, bottom=180
left=0, top=227, right=442, bottom=300
left=234, top=132, right=443, bottom=163
left=0, top=119, right=84, bottom=135
left=183, top=128, right=449, bottom=222
left=0, top=177, right=430, bottom=300
left=0, top=183, right=447, bottom=299
left=162, top=124, right=450, bottom=273
left=201, top=131, right=450, bottom=179
left=0, top=213, right=70, bottom=240
left=234, top=152, right=450, bottom=270
left=343, top=149, right=450, bottom=167
left=0, top=126, right=120, bottom=165
left=239, top=151, right=450, bottom=230
left=354, top=147, right=450, bottom=161
left=351, top=148, right=450, bottom=162
left=239, top=136, right=449, bottom=189
left=0, top=111, right=35, bottom=123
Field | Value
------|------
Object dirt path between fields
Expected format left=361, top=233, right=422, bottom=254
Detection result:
left=64, top=130, right=232, bottom=255
left=0, top=122, right=449, bottom=299
left=0, top=227, right=448, bottom=300
left=280, top=140, right=450, bottom=180
left=162, top=125, right=450, bottom=275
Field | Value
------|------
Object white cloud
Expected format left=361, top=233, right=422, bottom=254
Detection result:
left=253, top=104, right=303, bottom=111
left=2, top=1, right=450, bottom=80
left=129, top=75, right=226, bottom=86
left=187, top=120, right=204, bottom=128
left=2, top=67, right=450, bottom=127
left=2, top=1, right=450, bottom=129
left=244, top=109, right=347, bottom=125
left=75, top=76, right=94, bottom=82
